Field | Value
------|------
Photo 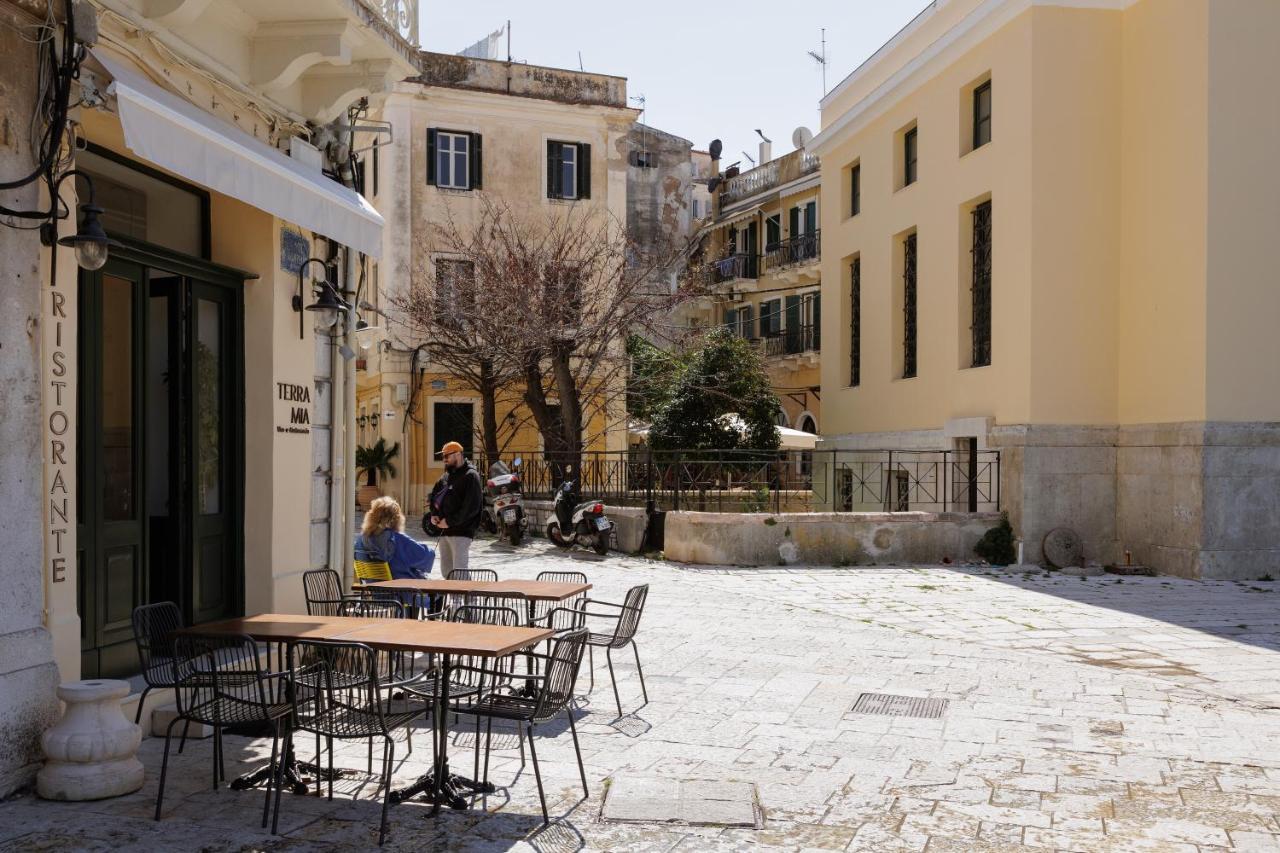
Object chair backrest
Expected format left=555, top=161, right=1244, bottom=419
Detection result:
left=292, top=640, right=392, bottom=738
left=303, top=569, right=345, bottom=616
left=533, top=571, right=588, bottom=628
left=172, top=633, right=271, bottom=723
left=131, top=602, right=184, bottom=688
left=533, top=629, right=588, bottom=722
left=447, top=568, right=498, bottom=583
left=339, top=597, right=406, bottom=619
left=614, top=584, right=649, bottom=643
left=354, top=559, right=393, bottom=583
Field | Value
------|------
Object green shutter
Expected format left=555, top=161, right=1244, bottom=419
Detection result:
left=805, top=201, right=817, bottom=233
left=724, top=307, right=737, bottom=332
left=469, top=133, right=482, bottom=190
left=427, top=129, right=437, bottom=185
left=785, top=295, right=801, bottom=353
left=789, top=206, right=800, bottom=236
left=742, top=304, right=755, bottom=339
left=547, top=142, right=560, bottom=198
left=812, top=293, right=821, bottom=350
left=577, top=143, right=591, bottom=199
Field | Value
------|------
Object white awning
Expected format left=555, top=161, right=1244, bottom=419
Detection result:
left=94, top=52, right=383, bottom=259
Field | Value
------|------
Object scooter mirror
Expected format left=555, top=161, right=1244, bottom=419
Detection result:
left=565, top=464, right=574, bottom=474
left=513, top=457, right=522, bottom=467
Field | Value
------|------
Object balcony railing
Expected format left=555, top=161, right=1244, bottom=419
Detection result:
left=362, top=0, right=420, bottom=46
left=764, top=230, right=821, bottom=270
left=710, top=253, right=759, bottom=284
left=762, top=324, right=819, bottom=357
left=722, top=149, right=820, bottom=205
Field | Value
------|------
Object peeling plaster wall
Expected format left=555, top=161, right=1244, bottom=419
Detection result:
left=0, top=2, right=61, bottom=797
left=415, top=52, right=627, bottom=108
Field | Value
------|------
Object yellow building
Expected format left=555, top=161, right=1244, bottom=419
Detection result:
left=682, top=145, right=823, bottom=436
left=357, top=53, right=639, bottom=516
left=810, top=0, right=1280, bottom=578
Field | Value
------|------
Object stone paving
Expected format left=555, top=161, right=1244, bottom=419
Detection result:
left=3, top=541, right=1280, bottom=851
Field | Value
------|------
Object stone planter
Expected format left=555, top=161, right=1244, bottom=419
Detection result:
left=37, top=679, right=145, bottom=801
left=357, top=483, right=382, bottom=509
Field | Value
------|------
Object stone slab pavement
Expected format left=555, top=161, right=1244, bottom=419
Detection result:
left=3, top=539, right=1280, bottom=851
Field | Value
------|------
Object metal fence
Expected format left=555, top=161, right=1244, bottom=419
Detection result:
left=513, top=448, right=1000, bottom=514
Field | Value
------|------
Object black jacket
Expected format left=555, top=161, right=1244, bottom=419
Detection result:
left=429, top=460, right=483, bottom=538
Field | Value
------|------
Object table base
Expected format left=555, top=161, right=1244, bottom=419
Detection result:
left=388, top=763, right=495, bottom=809
left=229, top=745, right=346, bottom=796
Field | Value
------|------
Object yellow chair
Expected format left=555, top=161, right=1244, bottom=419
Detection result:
left=354, top=559, right=392, bottom=584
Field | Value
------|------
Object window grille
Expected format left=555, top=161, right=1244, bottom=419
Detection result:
left=850, top=257, right=861, bottom=386
left=971, top=201, right=992, bottom=367
left=903, top=233, right=917, bottom=378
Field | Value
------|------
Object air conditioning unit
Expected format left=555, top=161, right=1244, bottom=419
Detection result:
left=394, top=383, right=409, bottom=405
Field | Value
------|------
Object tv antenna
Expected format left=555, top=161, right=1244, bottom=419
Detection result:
left=741, top=150, right=756, bottom=166
left=807, top=27, right=828, bottom=96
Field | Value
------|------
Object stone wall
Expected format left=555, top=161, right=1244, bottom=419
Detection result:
left=0, top=2, right=61, bottom=797
left=663, top=511, right=1001, bottom=567
left=524, top=500, right=647, bottom=554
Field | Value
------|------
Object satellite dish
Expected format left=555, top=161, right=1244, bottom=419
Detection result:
left=708, top=139, right=723, bottom=160
left=792, top=126, right=814, bottom=149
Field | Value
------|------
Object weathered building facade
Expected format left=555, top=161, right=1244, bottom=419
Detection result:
left=810, top=0, right=1280, bottom=576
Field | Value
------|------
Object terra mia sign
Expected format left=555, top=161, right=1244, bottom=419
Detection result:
left=277, top=382, right=312, bottom=434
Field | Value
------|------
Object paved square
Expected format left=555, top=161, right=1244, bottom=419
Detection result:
left=602, top=777, right=759, bottom=827
left=3, top=540, right=1280, bottom=851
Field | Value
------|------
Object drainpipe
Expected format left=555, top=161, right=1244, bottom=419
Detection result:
left=342, top=247, right=357, bottom=583
left=327, top=260, right=346, bottom=585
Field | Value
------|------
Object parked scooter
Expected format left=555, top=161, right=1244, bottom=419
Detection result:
left=480, top=458, right=527, bottom=546
left=546, top=465, right=613, bottom=555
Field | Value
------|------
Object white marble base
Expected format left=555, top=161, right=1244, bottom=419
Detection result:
left=37, top=680, right=144, bottom=801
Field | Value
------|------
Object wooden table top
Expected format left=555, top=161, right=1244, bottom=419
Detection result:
left=177, top=613, right=551, bottom=657
left=354, top=578, right=591, bottom=602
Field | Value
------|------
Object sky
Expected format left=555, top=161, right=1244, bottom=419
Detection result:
left=418, top=1, right=928, bottom=166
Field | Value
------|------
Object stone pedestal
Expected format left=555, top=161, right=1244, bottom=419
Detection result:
left=37, top=680, right=145, bottom=801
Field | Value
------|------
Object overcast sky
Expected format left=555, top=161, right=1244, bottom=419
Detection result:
left=419, top=1, right=927, bottom=165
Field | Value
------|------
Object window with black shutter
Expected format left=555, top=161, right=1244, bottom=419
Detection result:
left=973, top=81, right=992, bottom=150
left=904, top=127, right=918, bottom=186
left=850, top=163, right=860, bottom=216
left=428, top=129, right=481, bottom=190
left=547, top=141, right=591, bottom=200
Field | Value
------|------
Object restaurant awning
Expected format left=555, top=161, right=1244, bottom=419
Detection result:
left=93, top=51, right=384, bottom=259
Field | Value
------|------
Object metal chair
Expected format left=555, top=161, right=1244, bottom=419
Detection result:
left=291, top=640, right=421, bottom=846
left=354, top=559, right=393, bottom=584
left=530, top=570, right=588, bottom=631
left=155, top=633, right=294, bottom=834
left=130, top=602, right=184, bottom=726
left=303, top=568, right=360, bottom=617
left=577, top=584, right=649, bottom=718
left=452, top=629, right=590, bottom=825
left=446, top=568, right=498, bottom=582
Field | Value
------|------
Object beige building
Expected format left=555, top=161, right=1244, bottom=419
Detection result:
left=809, top=0, right=1280, bottom=577
left=0, top=0, right=417, bottom=794
left=682, top=144, right=823, bottom=435
left=357, top=53, right=639, bottom=515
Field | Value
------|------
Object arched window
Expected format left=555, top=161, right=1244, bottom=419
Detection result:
left=798, top=414, right=817, bottom=434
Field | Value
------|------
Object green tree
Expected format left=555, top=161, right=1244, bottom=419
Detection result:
left=356, top=437, right=400, bottom=487
left=626, top=334, right=690, bottom=425
left=648, top=328, right=781, bottom=452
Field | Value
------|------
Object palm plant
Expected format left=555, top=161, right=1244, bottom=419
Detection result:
left=356, top=437, right=400, bottom=487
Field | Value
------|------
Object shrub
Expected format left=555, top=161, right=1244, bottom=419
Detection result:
left=974, top=512, right=1016, bottom=566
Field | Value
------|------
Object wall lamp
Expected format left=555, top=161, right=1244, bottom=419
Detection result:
left=357, top=414, right=369, bottom=428
left=295, top=256, right=350, bottom=339
left=40, top=170, right=116, bottom=271
left=369, top=412, right=380, bottom=429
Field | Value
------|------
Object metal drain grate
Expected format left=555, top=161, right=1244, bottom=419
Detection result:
left=851, top=692, right=948, bottom=719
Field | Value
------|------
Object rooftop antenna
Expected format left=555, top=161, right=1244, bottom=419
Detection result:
left=578, top=51, right=584, bottom=71
left=506, top=20, right=511, bottom=62
left=741, top=150, right=756, bottom=166
left=807, top=27, right=828, bottom=96
left=630, top=94, right=648, bottom=158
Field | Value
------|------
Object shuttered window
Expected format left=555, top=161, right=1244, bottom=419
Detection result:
left=427, top=129, right=482, bottom=190
left=547, top=141, right=592, bottom=200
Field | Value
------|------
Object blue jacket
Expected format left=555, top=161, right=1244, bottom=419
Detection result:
left=354, top=529, right=435, bottom=581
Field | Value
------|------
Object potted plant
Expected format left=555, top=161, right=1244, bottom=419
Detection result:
left=355, top=437, right=400, bottom=509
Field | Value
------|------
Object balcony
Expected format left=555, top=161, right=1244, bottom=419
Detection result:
left=762, top=324, right=820, bottom=359
left=709, top=253, right=759, bottom=285
left=722, top=149, right=820, bottom=206
left=764, top=230, right=821, bottom=271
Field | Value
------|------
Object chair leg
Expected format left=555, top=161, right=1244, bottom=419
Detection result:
left=211, top=726, right=220, bottom=789
left=272, top=728, right=291, bottom=835
left=587, top=645, right=595, bottom=692
left=217, top=726, right=226, bottom=783
left=605, top=648, right=623, bottom=718
left=631, top=641, right=649, bottom=705
left=134, top=686, right=151, bottom=725
left=379, top=739, right=395, bottom=846
left=517, top=722, right=526, bottom=768
left=472, top=712, right=482, bottom=801
left=262, top=720, right=281, bottom=829
left=567, top=709, right=588, bottom=799
left=154, top=716, right=183, bottom=821
left=178, top=719, right=191, bottom=755
left=525, top=722, right=549, bottom=826
left=482, top=716, right=494, bottom=788
left=327, top=735, right=335, bottom=800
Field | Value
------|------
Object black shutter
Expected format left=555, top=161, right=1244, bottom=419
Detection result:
left=789, top=205, right=800, bottom=236
left=426, top=129, right=437, bottom=186
left=547, top=142, right=561, bottom=199
left=469, top=133, right=482, bottom=190
left=742, top=304, right=755, bottom=339
left=577, top=142, right=591, bottom=199
left=813, top=293, right=821, bottom=350
left=372, top=143, right=379, bottom=196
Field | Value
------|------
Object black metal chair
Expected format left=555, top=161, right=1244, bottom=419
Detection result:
left=303, top=568, right=360, bottom=617
left=290, top=640, right=421, bottom=846
left=530, top=571, right=588, bottom=631
left=452, top=629, right=590, bottom=825
left=130, top=602, right=184, bottom=727
left=155, top=633, right=294, bottom=833
left=577, top=584, right=649, bottom=718
left=446, top=568, right=498, bottom=582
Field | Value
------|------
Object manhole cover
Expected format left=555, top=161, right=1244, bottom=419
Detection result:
left=1043, top=527, right=1084, bottom=568
left=851, top=693, right=948, bottom=719
left=601, top=777, right=761, bottom=827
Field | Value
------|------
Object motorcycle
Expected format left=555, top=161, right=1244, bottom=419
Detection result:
left=480, top=458, right=527, bottom=546
left=546, top=466, right=613, bottom=555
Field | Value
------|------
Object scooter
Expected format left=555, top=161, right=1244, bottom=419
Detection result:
left=546, top=466, right=613, bottom=555
left=480, top=458, right=527, bottom=546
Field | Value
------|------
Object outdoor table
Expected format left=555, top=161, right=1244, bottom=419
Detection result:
left=176, top=613, right=551, bottom=811
left=354, top=577, right=591, bottom=605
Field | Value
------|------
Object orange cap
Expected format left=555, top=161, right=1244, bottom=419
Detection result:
left=438, top=441, right=464, bottom=457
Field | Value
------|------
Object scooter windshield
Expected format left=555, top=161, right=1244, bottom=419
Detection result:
left=488, top=461, right=510, bottom=478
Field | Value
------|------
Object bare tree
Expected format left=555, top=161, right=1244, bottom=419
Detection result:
left=391, top=196, right=700, bottom=474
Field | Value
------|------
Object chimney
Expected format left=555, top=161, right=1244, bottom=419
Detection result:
left=758, top=140, right=772, bottom=165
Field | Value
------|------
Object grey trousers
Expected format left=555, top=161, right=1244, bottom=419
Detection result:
left=437, top=536, right=472, bottom=576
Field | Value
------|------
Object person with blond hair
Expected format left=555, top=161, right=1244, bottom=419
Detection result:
left=355, top=496, right=435, bottom=582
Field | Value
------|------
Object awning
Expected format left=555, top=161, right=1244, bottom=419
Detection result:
left=93, top=51, right=383, bottom=259
left=628, top=416, right=819, bottom=451
left=696, top=203, right=763, bottom=238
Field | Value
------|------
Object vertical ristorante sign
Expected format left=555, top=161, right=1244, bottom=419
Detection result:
left=45, top=268, right=71, bottom=585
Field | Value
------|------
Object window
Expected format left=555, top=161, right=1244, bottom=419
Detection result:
left=973, top=81, right=992, bottom=149
left=760, top=298, right=782, bottom=337
left=548, top=141, right=591, bottom=200
left=630, top=150, right=656, bottom=168
left=432, top=402, right=474, bottom=459
left=765, top=214, right=781, bottom=250
left=850, top=163, right=861, bottom=216
left=903, top=127, right=918, bottom=186
left=738, top=304, right=755, bottom=339
left=849, top=256, right=861, bottom=386
left=903, top=232, right=918, bottom=378
left=427, top=129, right=481, bottom=190
left=970, top=200, right=992, bottom=366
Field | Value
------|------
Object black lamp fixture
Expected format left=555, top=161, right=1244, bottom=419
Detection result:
left=369, top=412, right=380, bottom=429
left=295, top=256, right=350, bottom=339
left=357, top=414, right=368, bottom=428
left=40, top=170, right=116, bottom=271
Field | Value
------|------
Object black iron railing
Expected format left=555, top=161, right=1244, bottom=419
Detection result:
left=512, top=448, right=1000, bottom=515
left=709, top=253, right=759, bottom=284
left=761, top=324, right=819, bottom=357
left=765, top=230, right=821, bottom=270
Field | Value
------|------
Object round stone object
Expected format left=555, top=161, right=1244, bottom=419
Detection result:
left=37, top=679, right=144, bottom=801
left=1043, top=527, right=1084, bottom=569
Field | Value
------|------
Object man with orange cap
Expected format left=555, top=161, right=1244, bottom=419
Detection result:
left=427, top=440, right=483, bottom=573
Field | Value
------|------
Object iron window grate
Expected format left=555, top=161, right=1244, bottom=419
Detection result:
left=851, top=692, right=948, bottom=719
left=971, top=201, right=992, bottom=367
left=903, top=233, right=918, bottom=378
left=850, top=257, right=861, bottom=386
